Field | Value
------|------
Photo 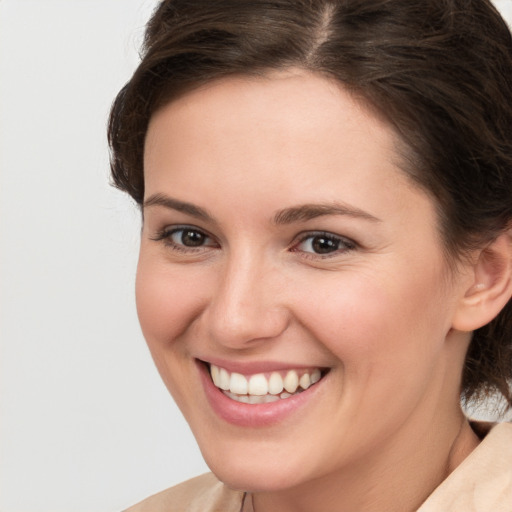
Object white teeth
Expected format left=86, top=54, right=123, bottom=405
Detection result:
left=218, top=367, right=230, bottom=391
left=283, top=370, right=299, bottom=393
left=299, top=373, right=311, bottom=390
left=230, top=372, right=248, bottom=395
left=268, top=372, right=284, bottom=395
left=248, top=374, right=268, bottom=395
left=209, top=364, right=325, bottom=402
left=210, top=364, right=220, bottom=387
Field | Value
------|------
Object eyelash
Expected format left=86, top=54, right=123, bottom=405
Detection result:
left=151, top=226, right=357, bottom=258
left=291, top=231, right=357, bottom=258
left=151, top=226, right=218, bottom=253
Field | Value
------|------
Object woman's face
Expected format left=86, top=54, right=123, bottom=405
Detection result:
left=138, top=71, right=472, bottom=491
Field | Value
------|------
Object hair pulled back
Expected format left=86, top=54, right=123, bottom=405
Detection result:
left=108, top=0, right=512, bottom=411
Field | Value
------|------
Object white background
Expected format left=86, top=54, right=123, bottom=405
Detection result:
left=1, top=1, right=511, bottom=511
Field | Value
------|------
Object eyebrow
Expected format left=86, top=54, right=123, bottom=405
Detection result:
left=143, top=193, right=381, bottom=224
left=143, top=194, right=214, bottom=221
left=273, top=203, right=381, bottom=224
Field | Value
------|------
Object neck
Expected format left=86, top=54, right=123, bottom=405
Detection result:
left=251, top=411, right=480, bottom=512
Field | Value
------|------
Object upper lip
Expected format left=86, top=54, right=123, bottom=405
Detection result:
left=197, top=357, right=329, bottom=375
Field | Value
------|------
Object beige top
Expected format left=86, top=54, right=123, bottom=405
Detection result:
left=125, top=422, right=512, bottom=512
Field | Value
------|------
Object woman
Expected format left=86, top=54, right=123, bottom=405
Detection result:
left=108, top=1, right=512, bottom=510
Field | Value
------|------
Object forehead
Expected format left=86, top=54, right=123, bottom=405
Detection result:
left=147, top=69, right=388, bottom=136
left=144, top=69, right=405, bottom=191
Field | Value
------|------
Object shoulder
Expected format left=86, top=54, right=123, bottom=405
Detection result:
left=418, top=422, right=512, bottom=512
left=124, top=472, right=246, bottom=512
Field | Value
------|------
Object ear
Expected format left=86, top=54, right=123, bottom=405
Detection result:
left=452, top=230, right=512, bottom=332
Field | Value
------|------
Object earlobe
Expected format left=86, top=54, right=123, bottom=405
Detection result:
left=452, top=230, right=512, bottom=332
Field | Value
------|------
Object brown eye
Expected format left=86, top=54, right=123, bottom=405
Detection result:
left=311, top=235, right=340, bottom=254
left=179, top=229, right=207, bottom=247
left=294, top=232, right=356, bottom=256
left=152, top=225, right=217, bottom=251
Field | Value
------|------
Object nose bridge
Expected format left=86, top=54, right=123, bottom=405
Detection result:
left=207, top=247, right=287, bottom=347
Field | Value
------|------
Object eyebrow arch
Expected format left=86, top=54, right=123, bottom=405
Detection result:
left=273, top=202, right=381, bottom=224
left=143, top=194, right=380, bottom=225
left=143, top=193, right=214, bottom=222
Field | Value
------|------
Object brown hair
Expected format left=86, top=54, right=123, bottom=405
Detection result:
left=108, top=0, right=512, bottom=411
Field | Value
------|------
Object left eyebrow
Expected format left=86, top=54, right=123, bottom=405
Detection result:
left=273, top=202, right=381, bottom=225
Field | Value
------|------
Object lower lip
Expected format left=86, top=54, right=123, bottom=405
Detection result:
left=197, top=361, right=326, bottom=427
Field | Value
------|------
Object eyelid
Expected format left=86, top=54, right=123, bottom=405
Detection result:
left=150, top=224, right=357, bottom=258
left=150, top=224, right=219, bottom=251
left=290, top=230, right=357, bottom=257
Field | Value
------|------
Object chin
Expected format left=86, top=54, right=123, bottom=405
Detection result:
left=210, top=464, right=303, bottom=493
left=199, top=441, right=314, bottom=493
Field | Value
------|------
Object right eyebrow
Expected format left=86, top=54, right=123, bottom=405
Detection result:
left=143, top=193, right=214, bottom=222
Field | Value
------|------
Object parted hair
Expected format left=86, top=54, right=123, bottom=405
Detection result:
left=108, top=0, right=512, bottom=411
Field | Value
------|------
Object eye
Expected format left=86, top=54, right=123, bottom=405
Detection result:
left=292, top=232, right=356, bottom=256
left=151, top=226, right=218, bottom=252
left=171, top=228, right=209, bottom=247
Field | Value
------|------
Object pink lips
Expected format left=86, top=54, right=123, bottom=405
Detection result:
left=197, top=360, right=326, bottom=427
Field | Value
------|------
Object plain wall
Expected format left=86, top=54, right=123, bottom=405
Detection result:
left=1, top=1, right=511, bottom=511
left=0, top=2, right=208, bottom=511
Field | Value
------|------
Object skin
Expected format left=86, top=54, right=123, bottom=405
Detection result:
left=137, top=70, right=481, bottom=512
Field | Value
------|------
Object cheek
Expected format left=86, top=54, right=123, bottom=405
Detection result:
left=296, top=267, right=451, bottom=380
left=135, top=257, right=210, bottom=411
left=135, top=256, right=205, bottom=350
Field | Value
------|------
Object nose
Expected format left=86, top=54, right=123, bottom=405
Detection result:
left=204, top=250, right=289, bottom=350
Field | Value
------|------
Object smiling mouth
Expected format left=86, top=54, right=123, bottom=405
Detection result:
left=208, top=363, right=327, bottom=404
